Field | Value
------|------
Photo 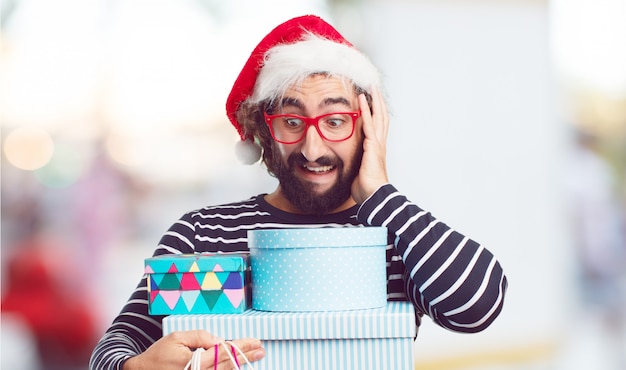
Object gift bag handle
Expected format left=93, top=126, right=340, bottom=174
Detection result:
left=184, top=341, right=256, bottom=370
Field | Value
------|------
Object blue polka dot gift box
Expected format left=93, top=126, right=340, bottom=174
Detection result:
left=248, top=227, right=388, bottom=312
left=144, top=252, right=250, bottom=315
left=163, top=301, right=416, bottom=370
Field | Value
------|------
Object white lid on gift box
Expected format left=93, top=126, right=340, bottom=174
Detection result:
left=248, top=227, right=388, bottom=249
left=162, top=302, right=415, bottom=340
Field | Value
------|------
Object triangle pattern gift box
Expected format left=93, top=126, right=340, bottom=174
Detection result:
left=145, top=252, right=250, bottom=315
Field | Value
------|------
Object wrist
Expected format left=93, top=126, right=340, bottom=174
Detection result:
left=121, top=355, right=141, bottom=370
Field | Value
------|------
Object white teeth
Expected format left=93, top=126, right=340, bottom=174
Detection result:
left=304, top=165, right=334, bottom=173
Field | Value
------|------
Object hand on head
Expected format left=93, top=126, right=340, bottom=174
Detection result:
left=351, top=87, right=390, bottom=204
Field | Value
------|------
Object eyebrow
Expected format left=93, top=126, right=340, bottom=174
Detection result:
left=320, top=97, right=351, bottom=109
left=278, top=97, right=303, bottom=110
left=277, top=96, right=352, bottom=110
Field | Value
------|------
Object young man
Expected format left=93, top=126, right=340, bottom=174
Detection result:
left=90, top=15, right=507, bottom=370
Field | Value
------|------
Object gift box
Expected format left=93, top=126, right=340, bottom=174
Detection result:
left=163, top=301, right=416, bottom=370
left=248, top=227, right=388, bottom=312
left=144, top=252, right=249, bottom=315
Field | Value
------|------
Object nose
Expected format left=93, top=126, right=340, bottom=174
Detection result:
left=300, top=125, right=327, bottom=161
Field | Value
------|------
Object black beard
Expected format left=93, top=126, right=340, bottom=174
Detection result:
left=271, top=148, right=363, bottom=216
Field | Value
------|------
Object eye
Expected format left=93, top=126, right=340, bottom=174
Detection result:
left=282, top=116, right=304, bottom=129
left=322, top=115, right=348, bottom=129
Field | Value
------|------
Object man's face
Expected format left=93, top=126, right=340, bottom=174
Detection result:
left=268, top=75, right=364, bottom=215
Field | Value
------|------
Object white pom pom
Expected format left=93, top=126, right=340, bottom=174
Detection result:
left=235, top=139, right=262, bottom=164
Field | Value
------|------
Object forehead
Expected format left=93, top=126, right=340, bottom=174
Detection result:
left=283, top=74, right=356, bottom=101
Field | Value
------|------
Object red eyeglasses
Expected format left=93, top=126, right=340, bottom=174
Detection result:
left=263, top=111, right=360, bottom=144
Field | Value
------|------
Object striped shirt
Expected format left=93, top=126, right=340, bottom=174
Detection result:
left=89, top=184, right=507, bottom=369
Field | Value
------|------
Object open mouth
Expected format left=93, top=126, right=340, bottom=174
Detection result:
left=303, top=164, right=336, bottom=173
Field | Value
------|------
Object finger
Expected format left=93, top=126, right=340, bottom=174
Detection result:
left=212, top=339, right=265, bottom=368
left=358, top=93, right=374, bottom=136
left=170, top=330, right=224, bottom=350
left=360, top=89, right=387, bottom=142
left=360, top=91, right=387, bottom=152
left=212, top=350, right=265, bottom=369
left=228, top=338, right=263, bottom=353
left=358, top=93, right=372, bottom=120
left=231, top=341, right=265, bottom=364
left=375, top=87, right=389, bottom=119
left=371, top=87, right=389, bottom=139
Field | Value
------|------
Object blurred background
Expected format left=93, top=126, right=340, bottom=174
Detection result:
left=1, top=0, right=624, bottom=369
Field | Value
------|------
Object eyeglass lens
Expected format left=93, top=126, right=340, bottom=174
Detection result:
left=270, top=113, right=355, bottom=143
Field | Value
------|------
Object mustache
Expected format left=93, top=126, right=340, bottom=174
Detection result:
left=288, top=152, right=338, bottom=168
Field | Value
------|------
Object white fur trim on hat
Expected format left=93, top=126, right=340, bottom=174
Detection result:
left=249, top=33, right=381, bottom=104
left=235, top=137, right=262, bottom=164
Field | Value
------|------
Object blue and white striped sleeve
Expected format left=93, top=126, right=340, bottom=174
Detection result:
left=357, top=184, right=507, bottom=333
left=89, top=212, right=198, bottom=370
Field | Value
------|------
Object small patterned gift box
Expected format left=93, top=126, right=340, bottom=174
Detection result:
left=163, top=301, right=416, bottom=370
left=144, top=252, right=249, bottom=315
left=248, top=227, right=388, bottom=312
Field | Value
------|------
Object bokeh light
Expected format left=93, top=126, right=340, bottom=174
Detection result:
left=3, top=127, right=55, bottom=170
left=33, top=141, right=88, bottom=188
left=104, top=132, right=153, bottom=168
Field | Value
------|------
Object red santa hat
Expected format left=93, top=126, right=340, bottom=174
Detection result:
left=226, top=15, right=380, bottom=145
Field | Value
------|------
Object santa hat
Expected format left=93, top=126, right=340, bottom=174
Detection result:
left=227, top=15, right=380, bottom=163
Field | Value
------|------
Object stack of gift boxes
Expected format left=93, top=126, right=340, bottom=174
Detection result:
left=145, top=227, right=415, bottom=369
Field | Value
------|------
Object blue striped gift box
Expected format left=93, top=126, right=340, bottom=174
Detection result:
left=163, top=301, right=415, bottom=369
